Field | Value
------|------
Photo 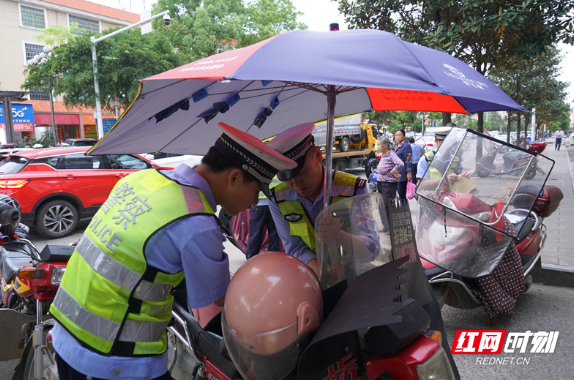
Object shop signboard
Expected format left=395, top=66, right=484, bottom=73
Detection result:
left=0, top=103, right=35, bottom=132
left=102, top=118, right=117, bottom=135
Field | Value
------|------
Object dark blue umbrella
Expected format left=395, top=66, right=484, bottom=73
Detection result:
left=90, top=29, right=526, bottom=201
left=90, top=29, right=525, bottom=157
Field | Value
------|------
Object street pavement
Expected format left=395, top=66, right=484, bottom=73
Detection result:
left=538, top=137, right=574, bottom=268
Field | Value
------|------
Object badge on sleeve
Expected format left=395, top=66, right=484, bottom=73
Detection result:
left=284, top=213, right=302, bottom=222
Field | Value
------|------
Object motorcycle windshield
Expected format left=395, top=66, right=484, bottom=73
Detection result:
left=416, top=128, right=554, bottom=238
left=316, top=193, right=392, bottom=290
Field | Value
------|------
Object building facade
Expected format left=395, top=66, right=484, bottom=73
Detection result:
left=0, top=0, right=139, bottom=144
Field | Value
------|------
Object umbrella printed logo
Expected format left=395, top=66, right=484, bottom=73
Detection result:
left=443, top=64, right=489, bottom=90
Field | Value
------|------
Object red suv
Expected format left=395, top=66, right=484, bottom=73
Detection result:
left=0, top=147, right=166, bottom=238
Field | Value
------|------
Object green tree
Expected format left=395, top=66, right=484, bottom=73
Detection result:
left=489, top=46, right=569, bottom=141
left=153, top=0, right=305, bottom=61
left=23, top=25, right=184, bottom=109
left=244, top=0, right=306, bottom=45
left=336, top=0, right=574, bottom=128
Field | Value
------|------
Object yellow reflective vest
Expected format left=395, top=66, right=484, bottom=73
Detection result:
left=258, top=176, right=281, bottom=201
left=271, top=171, right=362, bottom=250
left=424, top=151, right=461, bottom=179
left=50, top=170, right=215, bottom=356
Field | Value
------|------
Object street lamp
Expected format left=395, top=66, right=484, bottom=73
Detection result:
left=91, top=10, right=170, bottom=140
left=27, top=45, right=59, bottom=145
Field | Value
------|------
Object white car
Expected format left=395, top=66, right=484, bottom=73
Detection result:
left=145, top=153, right=203, bottom=169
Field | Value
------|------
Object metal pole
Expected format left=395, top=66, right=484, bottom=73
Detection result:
left=91, top=37, right=104, bottom=140
left=531, top=107, right=536, bottom=143
left=91, top=10, right=169, bottom=140
left=323, top=87, right=336, bottom=210
left=49, top=88, right=58, bottom=144
left=3, top=98, right=16, bottom=144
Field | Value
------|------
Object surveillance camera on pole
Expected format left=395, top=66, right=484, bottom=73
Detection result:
left=163, top=14, right=171, bottom=26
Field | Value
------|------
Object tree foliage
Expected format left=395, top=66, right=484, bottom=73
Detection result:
left=336, top=0, right=574, bottom=129
left=23, top=0, right=305, bottom=109
left=488, top=46, right=569, bottom=131
left=153, top=0, right=305, bottom=61
left=23, top=25, right=184, bottom=109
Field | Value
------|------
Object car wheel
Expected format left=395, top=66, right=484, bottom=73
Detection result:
left=339, top=137, right=350, bottom=152
left=35, top=200, right=79, bottom=239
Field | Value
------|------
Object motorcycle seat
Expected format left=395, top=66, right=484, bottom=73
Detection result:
left=0, top=249, right=32, bottom=283
left=503, top=151, right=530, bottom=163
left=505, top=213, right=535, bottom=242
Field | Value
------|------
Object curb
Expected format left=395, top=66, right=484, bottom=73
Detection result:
left=531, top=259, right=574, bottom=288
left=565, top=144, right=574, bottom=194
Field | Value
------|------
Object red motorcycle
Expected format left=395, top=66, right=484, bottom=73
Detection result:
left=0, top=195, right=73, bottom=380
left=167, top=193, right=458, bottom=380
left=475, top=139, right=547, bottom=179
left=415, top=129, right=561, bottom=318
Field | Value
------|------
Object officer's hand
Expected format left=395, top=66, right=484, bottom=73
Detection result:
left=460, top=171, right=470, bottom=179
left=447, top=173, right=459, bottom=183
left=316, top=217, right=341, bottom=246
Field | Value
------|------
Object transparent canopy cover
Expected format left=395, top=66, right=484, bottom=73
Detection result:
left=414, top=128, right=554, bottom=277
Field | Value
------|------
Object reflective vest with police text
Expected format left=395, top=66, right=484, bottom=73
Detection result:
left=50, top=170, right=215, bottom=356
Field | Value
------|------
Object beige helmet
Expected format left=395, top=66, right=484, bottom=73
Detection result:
left=222, top=252, right=323, bottom=380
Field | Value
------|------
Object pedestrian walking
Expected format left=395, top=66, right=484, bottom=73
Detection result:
left=555, top=127, right=564, bottom=150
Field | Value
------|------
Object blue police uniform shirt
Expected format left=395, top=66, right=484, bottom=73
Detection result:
left=416, top=151, right=433, bottom=180
left=410, top=143, right=424, bottom=164
left=52, top=164, right=229, bottom=379
left=269, top=167, right=369, bottom=264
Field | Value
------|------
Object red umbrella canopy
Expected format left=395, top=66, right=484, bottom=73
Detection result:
left=90, top=29, right=526, bottom=156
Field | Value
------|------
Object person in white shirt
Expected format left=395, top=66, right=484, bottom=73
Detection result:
left=554, top=127, right=565, bottom=150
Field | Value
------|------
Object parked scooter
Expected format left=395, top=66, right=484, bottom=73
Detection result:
left=0, top=195, right=74, bottom=380
left=415, top=129, right=560, bottom=319
left=475, top=140, right=547, bottom=179
left=167, top=193, right=458, bottom=380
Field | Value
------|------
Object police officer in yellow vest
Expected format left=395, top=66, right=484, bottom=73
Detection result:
left=416, top=127, right=470, bottom=186
left=49, top=122, right=296, bottom=380
left=267, top=123, right=368, bottom=276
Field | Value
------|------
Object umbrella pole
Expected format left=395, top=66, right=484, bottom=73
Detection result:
left=323, top=87, right=337, bottom=210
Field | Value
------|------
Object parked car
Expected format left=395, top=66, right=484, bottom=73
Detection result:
left=144, top=152, right=204, bottom=168
left=0, top=147, right=32, bottom=158
left=0, top=147, right=165, bottom=238
left=415, top=134, right=435, bottom=151
left=61, top=138, right=97, bottom=147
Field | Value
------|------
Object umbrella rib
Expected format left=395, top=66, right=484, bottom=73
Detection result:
left=157, top=118, right=205, bottom=152
left=284, top=82, right=328, bottom=94
left=140, top=79, right=209, bottom=97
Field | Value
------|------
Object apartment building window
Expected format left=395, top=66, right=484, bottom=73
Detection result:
left=24, top=43, right=45, bottom=64
left=21, top=5, right=46, bottom=29
left=69, top=15, right=100, bottom=34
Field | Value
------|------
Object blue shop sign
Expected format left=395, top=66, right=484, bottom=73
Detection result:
left=0, top=103, right=35, bottom=131
left=102, top=119, right=117, bottom=135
